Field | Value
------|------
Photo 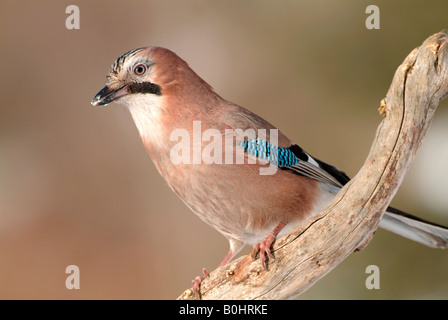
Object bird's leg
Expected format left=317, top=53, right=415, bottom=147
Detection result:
left=218, top=248, right=238, bottom=267
left=251, top=221, right=287, bottom=269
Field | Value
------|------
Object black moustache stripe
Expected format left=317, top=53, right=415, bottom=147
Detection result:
left=128, top=82, right=162, bottom=95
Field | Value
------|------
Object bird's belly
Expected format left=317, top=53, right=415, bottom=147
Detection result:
left=163, top=162, right=339, bottom=244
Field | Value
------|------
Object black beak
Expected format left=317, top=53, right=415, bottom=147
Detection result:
left=91, top=84, right=129, bottom=106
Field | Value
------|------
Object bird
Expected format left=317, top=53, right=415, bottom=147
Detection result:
left=92, top=46, right=448, bottom=293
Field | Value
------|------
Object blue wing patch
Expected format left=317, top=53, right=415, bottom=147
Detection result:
left=240, top=138, right=298, bottom=167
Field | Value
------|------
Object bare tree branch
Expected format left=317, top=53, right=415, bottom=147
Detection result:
left=178, top=30, right=448, bottom=300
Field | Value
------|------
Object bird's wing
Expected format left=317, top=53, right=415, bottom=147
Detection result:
left=285, top=144, right=350, bottom=188
left=241, top=139, right=350, bottom=188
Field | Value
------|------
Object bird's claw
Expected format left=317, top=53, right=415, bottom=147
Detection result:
left=191, top=268, right=209, bottom=299
left=251, top=232, right=276, bottom=269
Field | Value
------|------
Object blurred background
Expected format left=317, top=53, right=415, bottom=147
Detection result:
left=1, top=0, right=447, bottom=299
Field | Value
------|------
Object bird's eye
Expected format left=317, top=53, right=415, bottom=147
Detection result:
left=133, top=63, right=147, bottom=76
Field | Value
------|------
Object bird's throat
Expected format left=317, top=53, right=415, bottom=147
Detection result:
left=121, top=94, right=166, bottom=149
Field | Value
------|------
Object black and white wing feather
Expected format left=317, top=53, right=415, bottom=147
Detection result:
left=284, top=144, right=350, bottom=188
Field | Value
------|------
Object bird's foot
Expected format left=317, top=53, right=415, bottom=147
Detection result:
left=191, top=268, right=209, bottom=299
left=251, top=232, right=276, bottom=270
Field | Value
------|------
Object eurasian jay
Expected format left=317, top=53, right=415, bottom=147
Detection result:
left=92, top=46, right=448, bottom=292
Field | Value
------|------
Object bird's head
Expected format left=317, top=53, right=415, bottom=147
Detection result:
left=91, top=46, right=221, bottom=150
left=91, top=46, right=215, bottom=108
left=91, top=47, right=168, bottom=107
